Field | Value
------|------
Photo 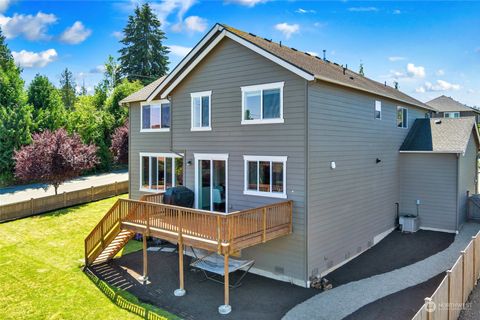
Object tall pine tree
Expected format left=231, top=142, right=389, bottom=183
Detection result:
left=59, top=68, right=76, bottom=109
left=118, top=3, right=169, bottom=85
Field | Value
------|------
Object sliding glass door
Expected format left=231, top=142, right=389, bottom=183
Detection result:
left=195, top=154, right=228, bottom=213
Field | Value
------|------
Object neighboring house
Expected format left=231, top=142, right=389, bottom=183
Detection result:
left=119, top=23, right=479, bottom=287
left=427, top=95, right=480, bottom=123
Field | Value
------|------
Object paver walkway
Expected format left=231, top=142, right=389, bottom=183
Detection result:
left=283, top=223, right=480, bottom=320
left=0, top=170, right=128, bottom=205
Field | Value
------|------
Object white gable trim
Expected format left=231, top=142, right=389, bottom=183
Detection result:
left=149, top=26, right=314, bottom=101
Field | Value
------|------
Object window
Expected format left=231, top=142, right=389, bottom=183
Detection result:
left=243, top=155, right=287, bottom=198
left=141, top=100, right=170, bottom=132
left=140, top=153, right=184, bottom=192
left=241, top=82, right=284, bottom=124
left=191, top=91, right=211, bottom=131
left=374, top=101, right=382, bottom=120
left=444, top=112, right=460, bottom=118
left=397, top=106, right=408, bottom=128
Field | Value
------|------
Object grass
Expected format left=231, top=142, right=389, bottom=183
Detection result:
left=0, top=195, right=179, bottom=320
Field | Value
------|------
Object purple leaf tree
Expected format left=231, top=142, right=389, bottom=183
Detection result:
left=110, top=120, right=128, bottom=165
left=14, top=129, right=98, bottom=194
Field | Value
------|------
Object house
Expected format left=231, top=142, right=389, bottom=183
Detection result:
left=85, top=23, right=479, bottom=313
left=427, top=95, right=480, bottom=123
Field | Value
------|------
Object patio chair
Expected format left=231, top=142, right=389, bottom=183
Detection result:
left=189, top=247, right=254, bottom=288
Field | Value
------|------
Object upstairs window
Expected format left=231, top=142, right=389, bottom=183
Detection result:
left=374, top=101, right=382, bottom=120
left=191, top=91, right=211, bottom=131
left=444, top=112, right=460, bottom=118
left=243, top=155, right=287, bottom=198
left=140, top=153, right=183, bottom=192
left=241, top=82, right=284, bottom=124
left=141, top=100, right=170, bottom=132
left=397, top=106, right=408, bottom=128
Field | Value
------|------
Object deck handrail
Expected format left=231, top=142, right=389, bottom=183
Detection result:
left=85, top=196, right=293, bottom=265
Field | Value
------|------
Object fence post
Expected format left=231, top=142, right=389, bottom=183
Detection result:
left=91, top=186, right=94, bottom=201
left=425, top=297, right=432, bottom=320
left=447, top=270, right=452, bottom=320
left=473, top=236, right=477, bottom=287
left=63, top=191, right=67, bottom=207
left=115, top=181, right=118, bottom=196
left=461, top=250, right=466, bottom=304
left=30, top=198, right=34, bottom=215
left=262, top=207, right=267, bottom=243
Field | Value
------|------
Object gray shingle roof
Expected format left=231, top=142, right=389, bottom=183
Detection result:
left=221, top=24, right=434, bottom=111
left=119, top=76, right=167, bottom=104
left=426, top=95, right=480, bottom=113
left=400, top=117, right=478, bottom=153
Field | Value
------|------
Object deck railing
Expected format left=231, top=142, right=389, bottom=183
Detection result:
left=85, top=195, right=293, bottom=265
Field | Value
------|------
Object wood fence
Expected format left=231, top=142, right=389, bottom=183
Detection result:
left=0, top=180, right=128, bottom=222
left=412, top=231, right=480, bottom=320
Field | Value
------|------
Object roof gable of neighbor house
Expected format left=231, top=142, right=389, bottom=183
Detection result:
left=144, top=23, right=434, bottom=111
left=119, top=75, right=167, bottom=104
left=426, top=95, right=480, bottom=113
left=400, top=117, right=479, bottom=153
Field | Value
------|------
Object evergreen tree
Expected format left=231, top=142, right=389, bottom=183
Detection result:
left=118, top=3, right=169, bottom=85
left=104, top=55, right=120, bottom=94
left=59, top=68, right=76, bottom=109
left=27, top=74, right=67, bottom=132
left=359, top=63, right=365, bottom=76
left=0, top=28, right=25, bottom=110
left=105, top=79, right=143, bottom=127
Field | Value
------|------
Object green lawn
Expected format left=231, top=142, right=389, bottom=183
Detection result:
left=0, top=195, right=178, bottom=320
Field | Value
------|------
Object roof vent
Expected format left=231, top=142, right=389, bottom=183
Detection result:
left=248, top=32, right=256, bottom=37
left=323, top=49, right=326, bottom=61
left=349, top=76, right=354, bottom=80
left=264, top=38, right=272, bottom=42
left=304, top=52, right=311, bottom=56
left=291, top=47, right=298, bottom=51
left=435, top=120, right=442, bottom=125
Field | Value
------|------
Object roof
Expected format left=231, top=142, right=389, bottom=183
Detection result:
left=144, top=23, right=434, bottom=111
left=400, top=117, right=479, bottom=153
left=426, top=95, right=480, bottom=113
left=119, top=75, right=167, bottom=104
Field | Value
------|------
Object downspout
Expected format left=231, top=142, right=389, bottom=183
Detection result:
left=304, top=79, right=309, bottom=287
left=456, top=153, right=460, bottom=233
left=128, top=103, right=132, bottom=199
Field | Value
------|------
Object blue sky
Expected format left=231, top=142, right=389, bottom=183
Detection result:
left=1, top=0, right=479, bottom=106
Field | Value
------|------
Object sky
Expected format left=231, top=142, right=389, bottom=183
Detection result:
left=1, top=0, right=479, bottom=106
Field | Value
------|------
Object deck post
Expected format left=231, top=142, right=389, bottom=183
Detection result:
left=219, top=248, right=232, bottom=315
left=174, top=209, right=186, bottom=297
left=139, top=233, right=148, bottom=284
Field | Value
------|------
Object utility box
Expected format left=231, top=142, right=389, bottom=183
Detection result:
left=399, top=215, right=420, bottom=233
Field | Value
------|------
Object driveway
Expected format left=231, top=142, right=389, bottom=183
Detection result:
left=0, top=170, right=128, bottom=205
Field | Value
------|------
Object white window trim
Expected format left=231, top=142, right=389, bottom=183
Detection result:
left=191, top=91, right=212, bottom=131
left=194, top=153, right=229, bottom=213
left=139, top=152, right=183, bottom=193
left=444, top=112, right=460, bottom=118
left=397, top=106, right=409, bottom=129
left=241, top=82, right=285, bottom=125
left=140, top=100, right=171, bottom=133
left=374, top=101, right=382, bottom=120
left=243, top=155, right=287, bottom=199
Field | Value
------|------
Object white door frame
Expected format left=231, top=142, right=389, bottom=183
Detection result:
left=194, top=153, right=229, bottom=213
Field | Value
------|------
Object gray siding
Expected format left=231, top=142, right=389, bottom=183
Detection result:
left=130, top=38, right=308, bottom=283
left=307, top=81, right=427, bottom=277
left=458, top=133, right=478, bottom=227
left=399, top=153, right=457, bottom=231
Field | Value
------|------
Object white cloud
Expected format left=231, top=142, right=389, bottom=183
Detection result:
left=393, top=9, right=401, bottom=14
left=416, top=80, right=461, bottom=93
left=90, top=65, right=105, bottom=74
left=275, top=22, right=300, bottom=39
left=168, top=44, right=192, bottom=57
left=0, top=0, right=12, bottom=14
left=59, top=21, right=91, bottom=44
left=467, top=89, right=475, bottom=94
left=150, top=0, right=196, bottom=29
left=313, top=22, right=327, bottom=28
left=183, top=15, right=207, bottom=32
left=388, top=56, right=406, bottom=62
left=296, top=8, right=316, bottom=14
left=406, top=63, right=425, bottom=78
left=435, top=69, right=445, bottom=76
left=0, top=12, right=57, bottom=40
left=12, top=48, right=57, bottom=68
left=224, top=0, right=268, bottom=7
left=111, top=31, right=122, bottom=40
left=348, top=7, right=379, bottom=12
